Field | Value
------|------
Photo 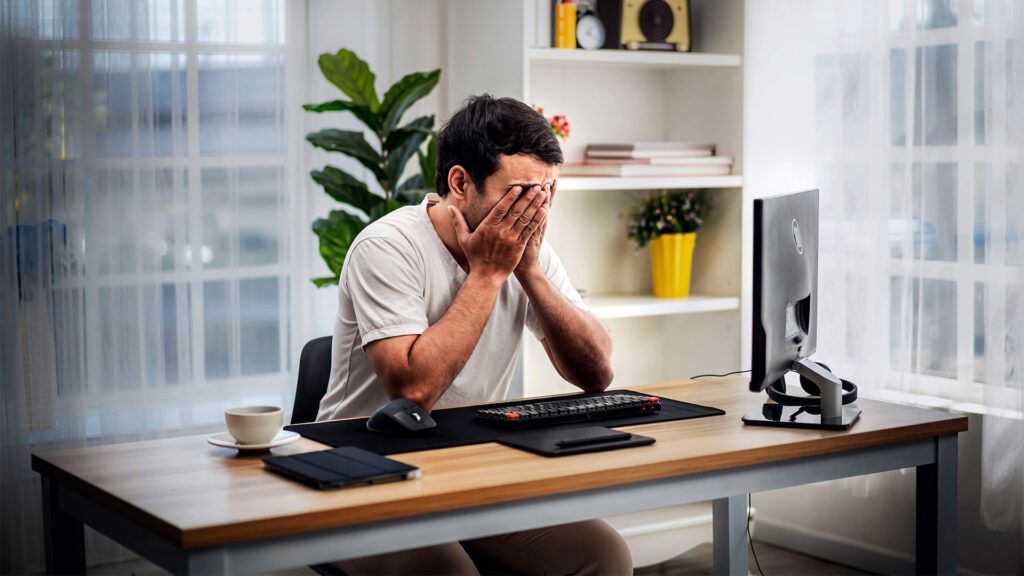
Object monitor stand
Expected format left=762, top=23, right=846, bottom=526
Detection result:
left=742, top=403, right=861, bottom=430
left=742, top=358, right=861, bottom=430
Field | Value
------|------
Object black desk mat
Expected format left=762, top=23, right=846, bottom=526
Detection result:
left=285, top=390, right=724, bottom=455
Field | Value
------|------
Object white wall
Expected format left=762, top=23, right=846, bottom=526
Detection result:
left=742, top=0, right=819, bottom=201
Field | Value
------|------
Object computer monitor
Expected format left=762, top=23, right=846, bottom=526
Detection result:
left=743, top=189, right=861, bottom=430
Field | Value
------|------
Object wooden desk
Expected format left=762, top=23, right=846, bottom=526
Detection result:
left=33, top=378, right=966, bottom=575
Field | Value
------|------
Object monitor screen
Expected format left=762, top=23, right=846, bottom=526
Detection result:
left=751, top=189, right=819, bottom=393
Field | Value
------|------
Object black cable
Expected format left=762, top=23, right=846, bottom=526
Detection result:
left=689, top=370, right=762, bottom=573
left=748, top=493, right=765, bottom=576
left=689, top=369, right=752, bottom=379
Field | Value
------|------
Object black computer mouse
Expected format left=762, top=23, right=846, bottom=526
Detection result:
left=366, top=398, right=437, bottom=435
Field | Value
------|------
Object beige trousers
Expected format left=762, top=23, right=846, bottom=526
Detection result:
left=334, top=519, right=633, bottom=575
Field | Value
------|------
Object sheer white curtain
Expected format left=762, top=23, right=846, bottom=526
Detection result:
left=0, top=1, right=296, bottom=573
left=776, top=0, right=1022, bottom=545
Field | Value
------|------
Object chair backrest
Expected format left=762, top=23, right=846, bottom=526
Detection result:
left=291, top=336, right=333, bottom=425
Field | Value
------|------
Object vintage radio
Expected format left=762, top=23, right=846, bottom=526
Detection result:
left=619, top=0, right=690, bottom=52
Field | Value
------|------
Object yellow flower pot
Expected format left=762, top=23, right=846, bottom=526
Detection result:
left=649, top=232, right=696, bottom=298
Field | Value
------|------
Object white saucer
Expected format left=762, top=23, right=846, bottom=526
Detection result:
left=207, top=430, right=300, bottom=451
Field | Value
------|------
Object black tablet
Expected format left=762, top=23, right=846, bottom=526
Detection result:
left=498, top=426, right=655, bottom=457
left=263, top=446, right=420, bottom=490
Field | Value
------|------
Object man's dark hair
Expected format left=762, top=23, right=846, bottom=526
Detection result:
left=435, top=95, right=563, bottom=196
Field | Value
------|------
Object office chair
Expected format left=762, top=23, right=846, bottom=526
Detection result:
left=291, top=336, right=349, bottom=576
left=291, top=336, right=333, bottom=425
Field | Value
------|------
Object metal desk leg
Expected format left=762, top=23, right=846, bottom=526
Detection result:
left=713, top=494, right=749, bottom=576
left=916, top=434, right=957, bottom=575
left=42, top=477, right=86, bottom=575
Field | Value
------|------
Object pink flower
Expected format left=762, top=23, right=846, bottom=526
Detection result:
left=533, top=105, right=570, bottom=140
left=549, top=114, right=570, bottom=139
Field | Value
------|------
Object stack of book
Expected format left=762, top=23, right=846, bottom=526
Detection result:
left=561, top=142, right=732, bottom=177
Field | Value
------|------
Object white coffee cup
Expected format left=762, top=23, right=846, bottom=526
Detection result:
left=225, top=406, right=283, bottom=445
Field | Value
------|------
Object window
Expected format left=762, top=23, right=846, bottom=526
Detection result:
left=9, top=0, right=297, bottom=438
left=813, top=0, right=1022, bottom=405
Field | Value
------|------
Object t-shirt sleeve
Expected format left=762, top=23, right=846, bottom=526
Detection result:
left=524, top=242, right=590, bottom=341
left=344, top=236, right=429, bottom=347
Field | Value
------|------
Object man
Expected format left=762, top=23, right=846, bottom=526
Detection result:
left=318, top=95, right=631, bottom=575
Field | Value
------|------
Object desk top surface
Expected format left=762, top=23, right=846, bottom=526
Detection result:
left=33, top=378, right=967, bottom=549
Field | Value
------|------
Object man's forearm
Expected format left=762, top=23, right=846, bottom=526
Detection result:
left=398, top=271, right=504, bottom=410
left=516, top=268, right=614, bottom=390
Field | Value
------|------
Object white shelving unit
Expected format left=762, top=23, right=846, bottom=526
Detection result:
left=447, top=0, right=747, bottom=400
left=556, top=175, right=742, bottom=191
left=586, top=294, right=740, bottom=320
left=527, top=47, right=742, bottom=69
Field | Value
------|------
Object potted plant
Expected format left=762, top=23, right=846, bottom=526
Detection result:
left=304, top=49, right=440, bottom=287
left=626, top=190, right=711, bottom=298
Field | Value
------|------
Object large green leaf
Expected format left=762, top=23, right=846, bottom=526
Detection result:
left=396, top=174, right=425, bottom=201
left=306, top=129, right=386, bottom=183
left=312, top=275, right=340, bottom=288
left=311, top=165, right=387, bottom=215
left=379, top=69, right=441, bottom=134
left=418, top=133, right=438, bottom=188
left=385, top=116, right=433, bottom=189
left=393, top=172, right=421, bottom=194
left=366, top=198, right=404, bottom=222
left=312, top=209, right=368, bottom=278
left=302, top=100, right=381, bottom=133
left=392, top=134, right=436, bottom=205
left=318, top=49, right=379, bottom=111
left=382, top=114, right=433, bottom=153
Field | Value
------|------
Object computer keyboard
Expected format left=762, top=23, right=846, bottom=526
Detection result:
left=475, top=392, right=662, bottom=428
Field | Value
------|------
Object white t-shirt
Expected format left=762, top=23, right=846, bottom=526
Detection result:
left=316, top=194, right=588, bottom=421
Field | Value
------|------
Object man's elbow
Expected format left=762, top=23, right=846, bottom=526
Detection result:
left=577, top=358, right=614, bottom=392
left=400, top=385, right=435, bottom=411
left=594, top=361, right=614, bottom=391
left=596, top=328, right=614, bottom=389
left=381, top=373, right=441, bottom=412
left=584, top=328, right=614, bottom=391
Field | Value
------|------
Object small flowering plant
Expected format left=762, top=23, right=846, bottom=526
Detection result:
left=533, top=105, right=570, bottom=140
left=626, top=190, right=712, bottom=248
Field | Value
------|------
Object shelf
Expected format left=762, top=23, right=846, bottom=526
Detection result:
left=528, top=48, right=742, bottom=69
left=584, top=294, right=740, bottom=320
left=557, top=175, right=742, bottom=191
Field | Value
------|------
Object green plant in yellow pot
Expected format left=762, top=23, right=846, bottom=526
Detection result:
left=626, top=190, right=711, bottom=298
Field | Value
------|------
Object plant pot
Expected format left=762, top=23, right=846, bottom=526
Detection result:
left=649, top=232, right=696, bottom=299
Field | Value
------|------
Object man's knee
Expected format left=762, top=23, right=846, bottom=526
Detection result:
left=574, top=520, right=633, bottom=575
left=463, top=519, right=632, bottom=575
left=512, top=519, right=633, bottom=575
left=333, top=542, right=479, bottom=576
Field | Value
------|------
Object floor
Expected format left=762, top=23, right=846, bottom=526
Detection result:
left=89, top=540, right=870, bottom=575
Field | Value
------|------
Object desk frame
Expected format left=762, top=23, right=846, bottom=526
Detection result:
left=41, top=434, right=957, bottom=576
